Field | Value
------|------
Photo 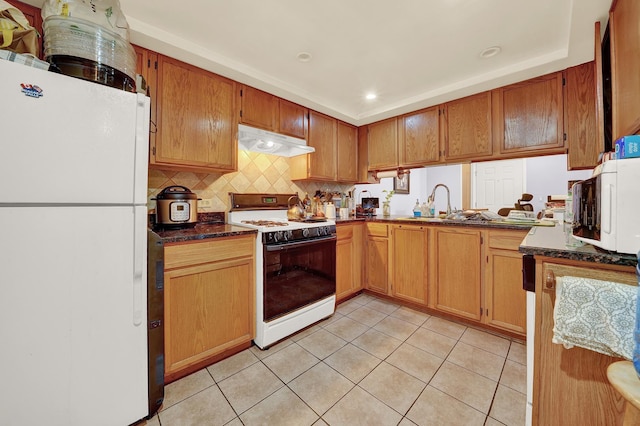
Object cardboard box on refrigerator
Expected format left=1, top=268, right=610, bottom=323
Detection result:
left=614, top=135, right=640, bottom=159
left=0, top=50, right=49, bottom=70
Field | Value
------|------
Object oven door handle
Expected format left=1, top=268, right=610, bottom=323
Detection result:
left=265, top=235, right=337, bottom=251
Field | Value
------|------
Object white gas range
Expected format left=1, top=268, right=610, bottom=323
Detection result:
left=228, top=193, right=337, bottom=349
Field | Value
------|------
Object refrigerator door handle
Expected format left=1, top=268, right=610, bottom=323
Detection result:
left=132, top=207, right=146, bottom=326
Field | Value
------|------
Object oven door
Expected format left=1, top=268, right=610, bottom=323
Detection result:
left=263, top=235, right=336, bottom=322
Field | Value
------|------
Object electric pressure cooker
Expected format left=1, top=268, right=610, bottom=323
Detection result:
left=154, top=185, right=199, bottom=228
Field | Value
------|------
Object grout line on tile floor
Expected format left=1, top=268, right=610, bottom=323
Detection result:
left=159, top=293, right=526, bottom=426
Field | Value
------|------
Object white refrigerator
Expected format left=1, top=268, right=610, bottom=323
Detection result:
left=0, top=59, right=151, bottom=425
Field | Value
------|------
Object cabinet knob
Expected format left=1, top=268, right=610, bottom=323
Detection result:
left=545, top=270, right=556, bottom=290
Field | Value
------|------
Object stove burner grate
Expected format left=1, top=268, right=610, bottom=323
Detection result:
left=241, top=220, right=289, bottom=227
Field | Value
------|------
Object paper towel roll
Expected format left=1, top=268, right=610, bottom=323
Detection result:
left=375, top=170, right=399, bottom=179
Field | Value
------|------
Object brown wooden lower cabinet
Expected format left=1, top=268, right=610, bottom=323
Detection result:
left=430, top=227, right=483, bottom=321
left=364, top=222, right=390, bottom=295
left=391, top=224, right=428, bottom=306
left=533, top=257, right=635, bottom=425
left=163, top=235, right=255, bottom=382
left=359, top=222, right=527, bottom=338
left=336, top=222, right=364, bottom=302
left=484, top=229, right=529, bottom=334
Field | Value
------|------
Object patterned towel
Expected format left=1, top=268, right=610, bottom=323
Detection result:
left=552, top=276, right=636, bottom=359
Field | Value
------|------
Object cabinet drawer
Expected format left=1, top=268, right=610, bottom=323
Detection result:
left=165, top=235, right=255, bottom=269
left=367, top=222, right=388, bottom=237
left=337, top=225, right=353, bottom=240
left=488, top=229, right=528, bottom=251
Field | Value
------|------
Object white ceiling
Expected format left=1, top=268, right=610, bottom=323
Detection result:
left=26, top=0, right=612, bottom=126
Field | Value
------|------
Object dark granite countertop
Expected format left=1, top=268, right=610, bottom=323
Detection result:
left=338, top=215, right=539, bottom=230
left=519, top=223, right=637, bottom=267
left=152, top=223, right=257, bottom=244
left=149, top=212, right=257, bottom=244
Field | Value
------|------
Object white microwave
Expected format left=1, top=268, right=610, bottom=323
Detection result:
left=571, top=158, right=640, bottom=254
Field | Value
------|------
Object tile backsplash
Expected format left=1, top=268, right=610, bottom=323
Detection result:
left=148, top=150, right=354, bottom=214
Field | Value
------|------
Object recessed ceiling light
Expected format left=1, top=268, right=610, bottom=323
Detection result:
left=365, top=93, right=377, bottom=100
left=480, top=46, right=502, bottom=58
left=297, top=52, right=312, bottom=62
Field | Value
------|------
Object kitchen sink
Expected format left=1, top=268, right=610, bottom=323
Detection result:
left=395, top=216, right=445, bottom=222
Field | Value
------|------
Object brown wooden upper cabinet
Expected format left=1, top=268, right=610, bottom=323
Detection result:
left=399, top=106, right=441, bottom=167
left=442, top=91, right=493, bottom=161
left=133, top=45, right=158, bottom=154
left=290, top=111, right=341, bottom=181
left=239, top=85, right=308, bottom=140
left=610, top=0, right=640, bottom=140
left=492, top=72, right=565, bottom=156
left=357, top=125, right=376, bottom=183
left=152, top=55, right=238, bottom=173
left=565, top=61, right=599, bottom=170
left=337, top=121, right=358, bottom=182
left=367, top=117, right=399, bottom=171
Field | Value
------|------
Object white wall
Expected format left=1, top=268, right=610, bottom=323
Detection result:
left=425, top=164, right=463, bottom=214
left=354, top=168, right=428, bottom=216
left=354, top=154, right=595, bottom=216
left=524, top=155, right=593, bottom=213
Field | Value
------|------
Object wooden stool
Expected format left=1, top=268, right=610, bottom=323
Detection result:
left=607, top=361, right=640, bottom=426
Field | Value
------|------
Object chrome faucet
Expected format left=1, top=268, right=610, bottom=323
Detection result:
left=430, top=184, right=452, bottom=216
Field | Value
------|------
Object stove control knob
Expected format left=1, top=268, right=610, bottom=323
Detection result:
left=302, top=228, right=310, bottom=238
left=285, top=230, right=293, bottom=241
left=274, top=231, right=283, bottom=242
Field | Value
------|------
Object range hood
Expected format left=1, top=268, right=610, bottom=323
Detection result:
left=238, top=124, right=315, bottom=157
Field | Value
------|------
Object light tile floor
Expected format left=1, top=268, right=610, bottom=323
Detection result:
left=147, top=293, right=527, bottom=426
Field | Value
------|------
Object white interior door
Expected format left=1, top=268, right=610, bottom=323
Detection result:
left=472, top=158, right=525, bottom=212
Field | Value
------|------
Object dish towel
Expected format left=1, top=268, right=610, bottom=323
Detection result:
left=553, top=276, right=637, bottom=359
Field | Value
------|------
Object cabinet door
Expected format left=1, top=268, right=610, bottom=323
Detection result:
left=610, top=0, right=640, bottom=139
left=391, top=225, right=428, bottom=305
left=399, top=106, right=441, bottom=167
left=336, top=225, right=354, bottom=300
left=357, top=125, right=376, bottom=183
left=164, top=256, right=254, bottom=377
left=366, top=237, right=389, bottom=294
left=133, top=45, right=157, bottom=153
left=493, top=72, right=564, bottom=155
left=240, top=85, right=278, bottom=131
left=565, top=62, right=599, bottom=170
left=443, top=92, right=493, bottom=161
left=534, top=260, right=635, bottom=426
left=307, top=111, right=337, bottom=180
left=368, top=117, right=398, bottom=171
left=337, top=121, right=358, bottom=182
left=432, top=228, right=482, bottom=320
left=279, top=99, right=308, bottom=139
left=485, top=249, right=526, bottom=334
left=365, top=223, right=389, bottom=295
left=336, top=224, right=363, bottom=301
left=484, top=230, right=528, bottom=335
left=154, top=55, right=237, bottom=172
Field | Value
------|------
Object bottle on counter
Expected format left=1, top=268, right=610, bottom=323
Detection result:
left=303, top=193, right=311, bottom=215
left=421, top=201, right=428, bottom=217
left=413, top=199, right=422, bottom=217
left=428, top=196, right=435, bottom=217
